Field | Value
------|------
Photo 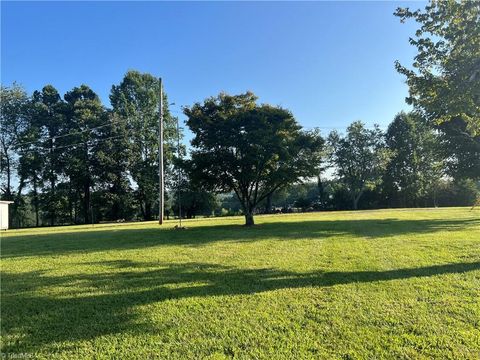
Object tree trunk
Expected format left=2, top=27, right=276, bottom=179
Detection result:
left=49, top=177, right=55, bottom=226
left=353, top=198, right=358, bottom=210
left=33, top=178, right=39, bottom=227
left=84, top=180, right=90, bottom=224
left=68, top=180, right=74, bottom=224
left=13, top=176, right=26, bottom=228
left=245, top=211, right=255, bottom=226
left=236, top=189, right=256, bottom=225
left=317, top=176, right=325, bottom=208
left=5, top=155, right=12, bottom=200
left=139, top=198, right=145, bottom=220
left=144, top=201, right=152, bottom=221
left=49, top=140, right=56, bottom=226
left=74, top=190, right=79, bottom=224
left=353, top=189, right=364, bottom=210
left=353, top=195, right=360, bottom=210
left=265, top=193, right=272, bottom=214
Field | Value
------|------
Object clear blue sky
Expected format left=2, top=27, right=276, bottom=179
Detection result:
left=2, top=1, right=422, bottom=136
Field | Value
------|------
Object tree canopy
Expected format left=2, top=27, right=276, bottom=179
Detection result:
left=327, top=122, right=389, bottom=210
left=0, top=72, right=183, bottom=227
left=383, top=112, right=442, bottom=207
left=395, top=1, right=480, bottom=137
left=185, top=92, right=324, bottom=225
left=110, top=70, right=178, bottom=220
left=395, top=1, right=480, bottom=179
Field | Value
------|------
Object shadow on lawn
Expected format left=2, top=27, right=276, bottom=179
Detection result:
left=1, top=217, right=478, bottom=258
left=2, top=260, right=480, bottom=353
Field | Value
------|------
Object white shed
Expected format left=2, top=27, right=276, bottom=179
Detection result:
left=0, top=201, right=14, bottom=230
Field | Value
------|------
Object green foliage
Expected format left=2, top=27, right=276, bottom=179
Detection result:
left=171, top=169, right=218, bottom=218
left=110, top=70, right=178, bottom=220
left=395, top=0, right=480, bottom=136
left=217, top=193, right=243, bottom=215
left=1, top=209, right=479, bottom=358
left=29, top=85, right=67, bottom=225
left=1, top=71, right=184, bottom=227
left=438, top=119, right=480, bottom=179
left=0, top=83, right=29, bottom=201
left=395, top=1, right=480, bottom=179
left=383, top=112, right=442, bottom=207
left=62, top=85, right=106, bottom=224
left=436, top=178, right=480, bottom=207
left=185, top=92, right=324, bottom=225
left=1, top=84, right=31, bottom=227
left=266, top=182, right=320, bottom=211
left=93, top=113, right=134, bottom=222
left=172, top=188, right=218, bottom=219
left=328, top=121, right=389, bottom=209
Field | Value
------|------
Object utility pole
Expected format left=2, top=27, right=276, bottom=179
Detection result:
left=158, top=77, right=164, bottom=225
left=177, top=117, right=182, bottom=228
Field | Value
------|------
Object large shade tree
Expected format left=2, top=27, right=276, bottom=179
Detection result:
left=16, top=132, right=44, bottom=227
left=185, top=92, right=324, bottom=226
left=30, top=85, right=66, bottom=225
left=92, top=112, right=133, bottom=221
left=110, top=71, right=178, bottom=220
left=383, top=112, right=442, bottom=207
left=0, top=84, right=30, bottom=228
left=62, top=85, right=106, bottom=224
left=395, top=1, right=480, bottom=179
left=0, top=84, right=29, bottom=201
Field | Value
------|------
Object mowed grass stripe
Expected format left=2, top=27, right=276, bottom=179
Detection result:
left=1, top=208, right=479, bottom=359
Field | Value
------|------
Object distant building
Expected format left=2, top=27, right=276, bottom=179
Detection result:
left=0, top=201, right=14, bottom=230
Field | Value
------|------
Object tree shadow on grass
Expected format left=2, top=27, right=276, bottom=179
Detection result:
left=1, top=217, right=478, bottom=259
left=1, top=260, right=479, bottom=353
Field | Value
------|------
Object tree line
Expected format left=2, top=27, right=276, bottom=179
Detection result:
left=1, top=71, right=179, bottom=227
left=1, top=1, right=479, bottom=227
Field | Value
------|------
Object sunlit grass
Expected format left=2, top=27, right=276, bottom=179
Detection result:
left=1, top=208, right=479, bottom=359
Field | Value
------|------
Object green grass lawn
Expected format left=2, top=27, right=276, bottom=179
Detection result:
left=1, top=208, right=479, bottom=359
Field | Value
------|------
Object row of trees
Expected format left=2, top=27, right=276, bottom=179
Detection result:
left=174, top=108, right=479, bottom=219
left=1, top=71, right=179, bottom=227
left=1, top=84, right=478, bottom=227
left=1, top=1, right=479, bottom=227
left=327, top=113, right=455, bottom=210
left=180, top=100, right=478, bottom=221
left=171, top=177, right=479, bottom=221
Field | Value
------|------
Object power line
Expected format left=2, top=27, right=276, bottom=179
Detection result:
left=158, top=78, right=164, bottom=225
left=17, top=133, right=131, bottom=152
left=13, top=109, right=184, bottom=149
left=13, top=117, right=126, bottom=148
left=303, top=125, right=388, bottom=131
